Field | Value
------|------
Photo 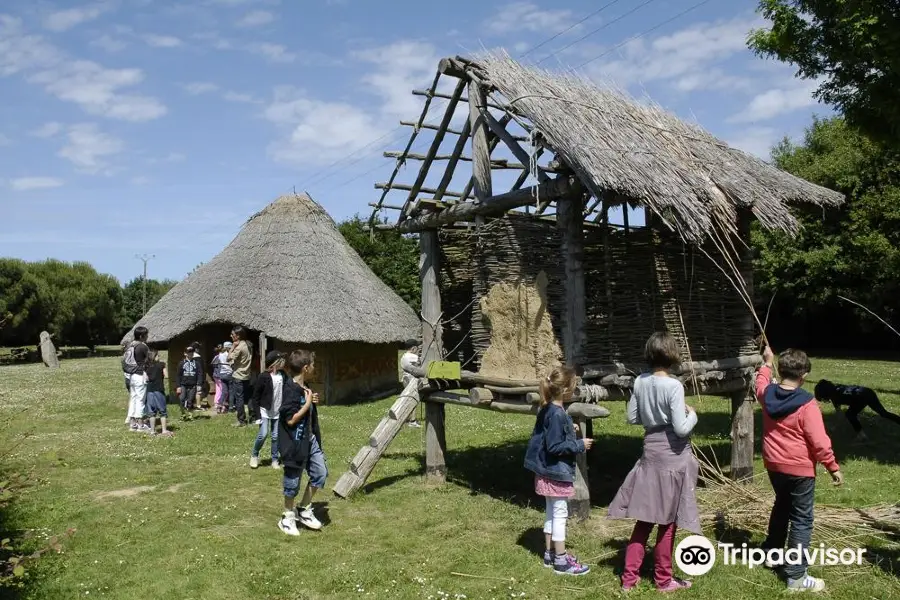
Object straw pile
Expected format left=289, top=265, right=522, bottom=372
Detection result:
left=694, top=446, right=900, bottom=548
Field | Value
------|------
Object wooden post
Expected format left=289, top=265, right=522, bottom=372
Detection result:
left=259, top=332, right=268, bottom=374
left=557, top=191, right=590, bottom=519
left=730, top=210, right=755, bottom=480
left=420, top=229, right=446, bottom=483
left=468, top=80, right=491, bottom=227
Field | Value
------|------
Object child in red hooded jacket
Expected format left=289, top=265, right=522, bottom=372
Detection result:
left=755, top=346, right=843, bottom=593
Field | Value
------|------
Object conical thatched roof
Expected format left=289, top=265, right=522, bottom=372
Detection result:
left=123, top=193, right=420, bottom=346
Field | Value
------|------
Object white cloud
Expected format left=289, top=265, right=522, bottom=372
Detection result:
left=586, top=17, right=763, bottom=92
left=223, top=90, right=260, bottom=103
left=250, top=42, right=295, bottom=63
left=354, top=40, right=442, bottom=119
left=90, top=35, right=127, bottom=52
left=729, top=78, right=822, bottom=123
left=142, top=34, right=183, bottom=48
left=726, top=127, right=780, bottom=160
left=58, top=123, right=124, bottom=173
left=0, top=16, right=61, bottom=76
left=43, top=3, right=113, bottom=32
left=30, top=122, right=63, bottom=138
left=10, top=176, right=65, bottom=191
left=237, top=10, right=274, bottom=27
left=183, top=81, right=219, bottom=95
left=485, top=2, right=575, bottom=35
left=264, top=87, right=386, bottom=165
left=193, top=31, right=233, bottom=50
left=30, top=60, right=167, bottom=122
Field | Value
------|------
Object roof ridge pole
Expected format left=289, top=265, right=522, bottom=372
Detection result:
left=558, top=186, right=590, bottom=521
left=468, top=79, right=492, bottom=228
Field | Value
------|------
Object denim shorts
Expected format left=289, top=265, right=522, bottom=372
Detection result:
left=283, top=437, right=328, bottom=498
left=146, top=391, right=168, bottom=417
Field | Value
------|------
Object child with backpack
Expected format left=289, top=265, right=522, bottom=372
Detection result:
left=523, top=365, right=593, bottom=576
left=123, top=326, right=151, bottom=432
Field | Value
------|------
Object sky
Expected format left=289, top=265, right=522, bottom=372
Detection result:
left=0, top=0, right=832, bottom=284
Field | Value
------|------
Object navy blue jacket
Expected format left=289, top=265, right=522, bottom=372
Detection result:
left=524, top=403, right=585, bottom=483
left=278, top=379, right=322, bottom=470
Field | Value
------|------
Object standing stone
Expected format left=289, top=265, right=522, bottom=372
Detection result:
left=39, top=331, right=60, bottom=369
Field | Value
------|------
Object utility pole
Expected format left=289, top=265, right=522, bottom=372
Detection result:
left=135, top=254, right=155, bottom=316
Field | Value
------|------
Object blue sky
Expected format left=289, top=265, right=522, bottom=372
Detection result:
left=0, top=0, right=832, bottom=284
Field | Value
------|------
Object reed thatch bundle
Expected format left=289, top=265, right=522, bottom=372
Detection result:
left=475, top=52, right=844, bottom=244
left=694, top=446, right=900, bottom=549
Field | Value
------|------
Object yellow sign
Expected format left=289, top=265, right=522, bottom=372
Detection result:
left=427, top=361, right=461, bottom=379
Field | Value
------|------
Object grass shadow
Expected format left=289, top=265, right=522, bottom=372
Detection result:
left=865, top=544, right=900, bottom=580
left=516, top=527, right=545, bottom=558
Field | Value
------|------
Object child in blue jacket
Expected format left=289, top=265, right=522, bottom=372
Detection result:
left=524, top=365, right=594, bottom=576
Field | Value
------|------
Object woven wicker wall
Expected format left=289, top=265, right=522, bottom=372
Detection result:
left=438, top=214, right=756, bottom=371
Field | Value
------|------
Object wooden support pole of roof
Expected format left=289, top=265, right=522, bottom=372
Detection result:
left=730, top=209, right=755, bottom=482
left=400, top=75, right=468, bottom=222
left=368, top=70, right=444, bottom=227
left=481, top=109, right=548, bottom=184
left=400, top=120, right=529, bottom=142
left=458, top=113, right=512, bottom=203
left=558, top=186, right=590, bottom=520
left=368, top=202, right=404, bottom=210
left=412, top=89, right=504, bottom=111
left=383, top=151, right=539, bottom=171
left=395, top=176, right=573, bottom=234
left=419, top=229, right=446, bottom=484
left=469, top=80, right=493, bottom=228
left=431, top=118, right=472, bottom=206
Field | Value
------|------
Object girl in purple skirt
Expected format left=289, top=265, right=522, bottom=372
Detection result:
left=524, top=365, right=594, bottom=576
left=608, top=332, right=700, bottom=592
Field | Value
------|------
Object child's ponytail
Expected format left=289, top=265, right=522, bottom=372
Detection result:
left=539, top=365, right=577, bottom=407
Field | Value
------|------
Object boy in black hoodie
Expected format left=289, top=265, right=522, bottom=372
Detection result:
left=277, top=349, right=327, bottom=536
left=177, top=346, right=203, bottom=418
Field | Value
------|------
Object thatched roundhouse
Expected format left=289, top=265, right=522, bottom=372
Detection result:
left=123, top=193, right=420, bottom=404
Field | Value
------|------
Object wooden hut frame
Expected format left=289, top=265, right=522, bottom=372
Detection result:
left=333, top=54, right=843, bottom=515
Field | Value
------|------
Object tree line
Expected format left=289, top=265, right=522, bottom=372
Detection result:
left=0, top=259, right=176, bottom=348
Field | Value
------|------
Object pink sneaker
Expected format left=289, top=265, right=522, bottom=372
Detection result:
left=657, top=579, right=692, bottom=593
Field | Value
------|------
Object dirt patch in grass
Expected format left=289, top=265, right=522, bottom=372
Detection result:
left=94, top=485, right=156, bottom=500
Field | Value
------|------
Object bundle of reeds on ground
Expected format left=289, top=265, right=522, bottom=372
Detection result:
left=694, top=446, right=900, bottom=550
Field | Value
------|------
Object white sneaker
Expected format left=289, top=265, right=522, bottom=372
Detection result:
left=271, top=460, right=281, bottom=469
left=249, top=456, right=259, bottom=469
left=297, top=506, right=322, bottom=530
left=253, top=419, right=262, bottom=425
left=786, top=574, right=825, bottom=593
left=278, top=512, right=300, bottom=536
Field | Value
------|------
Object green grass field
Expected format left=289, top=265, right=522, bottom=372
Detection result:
left=0, top=356, right=898, bottom=599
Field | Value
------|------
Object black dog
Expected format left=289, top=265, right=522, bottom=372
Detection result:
left=814, top=380, right=900, bottom=438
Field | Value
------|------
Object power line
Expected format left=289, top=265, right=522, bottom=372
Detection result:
left=536, top=0, right=660, bottom=65
left=575, top=0, right=715, bottom=69
left=518, top=0, right=626, bottom=58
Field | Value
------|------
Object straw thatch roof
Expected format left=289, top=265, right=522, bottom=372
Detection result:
left=470, top=52, right=844, bottom=242
left=122, top=193, right=420, bottom=346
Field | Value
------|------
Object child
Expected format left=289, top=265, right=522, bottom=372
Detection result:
left=523, top=365, right=593, bottom=576
left=144, top=349, right=173, bottom=437
left=400, top=341, right=421, bottom=428
left=756, top=347, right=843, bottom=593
left=277, top=349, right=327, bottom=536
left=608, top=332, right=699, bottom=592
left=177, top=346, right=201, bottom=418
left=250, top=351, right=285, bottom=469
left=212, top=343, right=233, bottom=414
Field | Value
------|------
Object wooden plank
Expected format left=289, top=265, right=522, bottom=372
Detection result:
left=375, top=183, right=463, bottom=199
left=396, top=177, right=573, bottom=234
left=383, top=151, right=536, bottom=171
left=427, top=392, right=609, bottom=418
left=401, top=78, right=468, bottom=220
left=420, top=230, right=446, bottom=484
left=400, top=120, right=529, bottom=142
left=332, top=379, right=420, bottom=499
left=412, top=89, right=504, bottom=110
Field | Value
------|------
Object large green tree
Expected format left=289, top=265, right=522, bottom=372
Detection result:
left=338, top=216, right=420, bottom=311
left=749, top=1, right=900, bottom=142
left=121, top=277, right=177, bottom=327
left=752, top=117, right=900, bottom=341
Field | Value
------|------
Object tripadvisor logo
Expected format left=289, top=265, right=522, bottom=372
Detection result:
left=675, top=535, right=867, bottom=577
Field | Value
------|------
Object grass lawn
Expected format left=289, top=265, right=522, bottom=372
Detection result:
left=0, top=356, right=898, bottom=599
